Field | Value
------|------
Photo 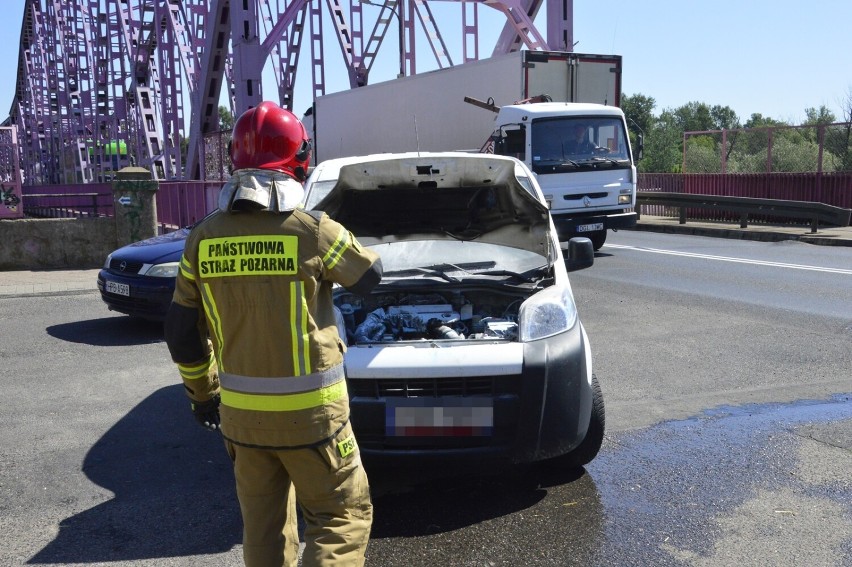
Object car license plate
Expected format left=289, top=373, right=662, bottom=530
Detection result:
left=105, top=280, right=130, bottom=296
left=385, top=398, right=493, bottom=437
left=577, top=222, right=604, bottom=232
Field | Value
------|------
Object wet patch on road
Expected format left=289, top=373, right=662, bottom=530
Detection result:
left=588, top=393, right=852, bottom=566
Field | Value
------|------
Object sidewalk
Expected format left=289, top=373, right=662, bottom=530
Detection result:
left=1, top=217, right=850, bottom=297
left=0, top=268, right=101, bottom=297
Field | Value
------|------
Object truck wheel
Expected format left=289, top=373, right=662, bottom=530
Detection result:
left=588, top=230, right=607, bottom=251
left=544, top=374, right=605, bottom=470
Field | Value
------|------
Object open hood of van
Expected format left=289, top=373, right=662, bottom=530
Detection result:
left=311, top=154, right=552, bottom=255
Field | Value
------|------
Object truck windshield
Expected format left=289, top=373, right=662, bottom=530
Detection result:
left=530, top=116, right=630, bottom=171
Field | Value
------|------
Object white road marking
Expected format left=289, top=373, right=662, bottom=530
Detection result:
left=603, top=244, right=852, bottom=275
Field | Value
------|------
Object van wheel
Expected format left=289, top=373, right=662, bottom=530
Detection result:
left=588, top=230, right=607, bottom=251
left=544, top=374, right=605, bottom=470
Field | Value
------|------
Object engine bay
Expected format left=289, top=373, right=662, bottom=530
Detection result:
left=334, top=287, right=532, bottom=344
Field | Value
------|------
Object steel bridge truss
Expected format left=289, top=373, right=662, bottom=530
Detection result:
left=12, top=0, right=572, bottom=183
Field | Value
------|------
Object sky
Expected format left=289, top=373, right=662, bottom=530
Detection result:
left=1, top=0, right=850, bottom=126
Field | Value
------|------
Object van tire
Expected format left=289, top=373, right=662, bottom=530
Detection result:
left=544, top=374, right=605, bottom=470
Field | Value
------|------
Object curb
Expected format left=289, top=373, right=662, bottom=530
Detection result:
left=629, top=222, right=852, bottom=247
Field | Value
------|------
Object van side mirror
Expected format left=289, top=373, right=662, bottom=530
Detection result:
left=636, top=133, right=645, bottom=161
left=565, top=237, right=594, bottom=272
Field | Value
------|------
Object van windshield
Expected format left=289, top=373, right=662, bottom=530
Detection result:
left=303, top=180, right=336, bottom=210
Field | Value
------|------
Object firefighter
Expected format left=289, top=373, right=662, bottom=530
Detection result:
left=164, top=101, right=382, bottom=566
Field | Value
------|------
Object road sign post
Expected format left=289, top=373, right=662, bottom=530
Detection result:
left=112, top=166, right=158, bottom=247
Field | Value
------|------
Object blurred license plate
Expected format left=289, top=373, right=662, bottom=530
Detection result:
left=106, top=281, right=130, bottom=296
left=386, top=398, right=493, bottom=437
left=577, top=222, right=604, bottom=232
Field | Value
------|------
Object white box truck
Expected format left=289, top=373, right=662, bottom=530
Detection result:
left=305, top=50, right=640, bottom=249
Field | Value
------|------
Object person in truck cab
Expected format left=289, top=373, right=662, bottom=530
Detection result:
left=565, top=122, right=600, bottom=155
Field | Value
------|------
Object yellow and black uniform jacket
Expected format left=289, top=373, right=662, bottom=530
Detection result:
left=164, top=208, right=382, bottom=449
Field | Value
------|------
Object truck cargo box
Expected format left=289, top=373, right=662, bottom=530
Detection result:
left=309, top=51, right=621, bottom=163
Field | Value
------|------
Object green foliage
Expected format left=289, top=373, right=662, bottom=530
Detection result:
left=683, top=136, right=720, bottom=173
left=639, top=110, right=683, bottom=173
left=745, top=113, right=786, bottom=129
left=771, top=137, right=823, bottom=172
left=804, top=105, right=836, bottom=126
left=218, top=106, right=235, bottom=131
left=621, top=93, right=655, bottom=136
left=629, top=90, right=852, bottom=173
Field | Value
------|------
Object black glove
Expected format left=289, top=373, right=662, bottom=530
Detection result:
left=191, top=394, right=221, bottom=431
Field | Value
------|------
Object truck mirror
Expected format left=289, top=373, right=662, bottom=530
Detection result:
left=493, top=136, right=506, bottom=154
left=636, top=133, right=645, bottom=161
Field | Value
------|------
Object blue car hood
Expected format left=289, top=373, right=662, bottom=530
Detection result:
left=112, top=228, right=189, bottom=264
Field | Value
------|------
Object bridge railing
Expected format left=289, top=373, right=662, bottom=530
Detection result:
left=636, top=192, right=851, bottom=232
left=21, top=181, right=220, bottom=233
left=637, top=172, right=852, bottom=226
left=23, top=184, right=114, bottom=218
left=156, top=181, right=220, bottom=232
left=19, top=171, right=852, bottom=235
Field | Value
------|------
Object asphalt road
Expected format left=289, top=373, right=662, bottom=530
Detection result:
left=1, top=230, right=849, bottom=566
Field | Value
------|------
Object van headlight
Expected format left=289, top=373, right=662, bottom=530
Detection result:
left=141, top=262, right=180, bottom=278
left=518, top=285, right=577, bottom=341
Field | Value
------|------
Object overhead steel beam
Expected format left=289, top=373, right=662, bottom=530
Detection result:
left=9, top=0, right=562, bottom=183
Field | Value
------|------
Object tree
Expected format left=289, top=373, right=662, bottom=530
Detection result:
left=641, top=110, right=684, bottom=173
left=803, top=105, right=836, bottom=127
left=646, top=102, right=741, bottom=173
left=683, top=135, right=720, bottom=173
left=709, top=105, right=740, bottom=131
left=621, top=93, right=655, bottom=138
left=218, top=106, right=235, bottom=132
left=621, top=91, right=852, bottom=173
left=744, top=113, right=787, bottom=129
left=823, top=88, right=852, bottom=171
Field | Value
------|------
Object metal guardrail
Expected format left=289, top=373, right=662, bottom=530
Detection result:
left=23, top=192, right=109, bottom=218
left=636, top=191, right=852, bottom=233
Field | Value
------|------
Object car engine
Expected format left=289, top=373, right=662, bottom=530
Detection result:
left=333, top=289, right=527, bottom=344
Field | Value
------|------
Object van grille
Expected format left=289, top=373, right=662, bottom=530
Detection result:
left=348, top=376, right=518, bottom=398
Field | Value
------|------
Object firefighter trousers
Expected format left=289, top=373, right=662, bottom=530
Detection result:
left=224, top=422, right=373, bottom=567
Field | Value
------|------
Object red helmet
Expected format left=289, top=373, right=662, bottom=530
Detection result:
left=230, top=101, right=312, bottom=180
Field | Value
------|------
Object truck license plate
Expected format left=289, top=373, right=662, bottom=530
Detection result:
left=577, top=222, right=604, bottom=233
left=106, top=281, right=130, bottom=296
left=386, top=398, right=493, bottom=437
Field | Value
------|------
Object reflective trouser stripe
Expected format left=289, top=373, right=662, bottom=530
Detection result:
left=221, top=379, right=347, bottom=412
left=219, top=365, right=345, bottom=395
left=177, top=352, right=214, bottom=381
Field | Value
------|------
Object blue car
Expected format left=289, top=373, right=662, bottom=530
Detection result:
left=97, top=228, right=189, bottom=321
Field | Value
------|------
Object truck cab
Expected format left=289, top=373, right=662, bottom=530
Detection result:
left=490, top=103, right=638, bottom=249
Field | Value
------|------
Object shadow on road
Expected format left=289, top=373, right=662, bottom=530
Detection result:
left=46, top=316, right=165, bottom=347
left=367, top=462, right=589, bottom=537
left=29, top=382, right=605, bottom=564
left=364, top=463, right=604, bottom=565
left=29, top=384, right=241, bottom=564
